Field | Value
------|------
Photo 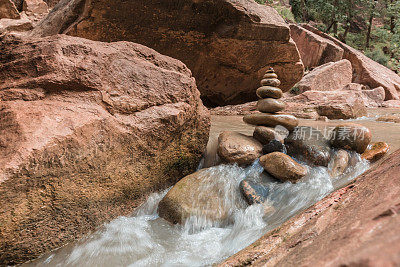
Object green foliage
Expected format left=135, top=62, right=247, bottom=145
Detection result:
left=274, top=5, right=296, bottom=22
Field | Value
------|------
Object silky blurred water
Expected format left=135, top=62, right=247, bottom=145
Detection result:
left=27, top=152, right=369, bottom=267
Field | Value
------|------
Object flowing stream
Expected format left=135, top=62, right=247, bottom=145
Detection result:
left=27, top=153, right=369, bottom=267
left=27, top=108, right=400, bottom=267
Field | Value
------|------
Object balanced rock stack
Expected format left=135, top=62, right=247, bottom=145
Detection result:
left=243, top=68, right=299, bottom=131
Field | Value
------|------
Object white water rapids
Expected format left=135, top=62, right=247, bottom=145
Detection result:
left=27, top=151, right=369, bottom=267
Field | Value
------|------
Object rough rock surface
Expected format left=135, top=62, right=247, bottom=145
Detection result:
left=0, top=11, right=32, bottom=33
left=259, top=152, right=308, bottom=183
left=211, top=87, right=382, bottom=119
left=295, top=59, right=353, bottom=93
left=217, top=131, right=263, bottom=166
left=0, top=0, right=20, bottom=19
left=302, top=24, right=400, bottom=100
left=220, top=149, right=400, bottom=267
left=0, top=34, right=210, bottom=265
left=286, top=90, right=372, bottom=119
left=31, top=0, right=304, bottom=106
left=23, top=0, right=48, bottom=14
left=290, top=24, right=343, bottom=69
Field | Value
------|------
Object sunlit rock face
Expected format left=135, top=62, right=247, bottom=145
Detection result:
left=0, top=33, right=210, bottom=265
left=31, top=0, right=304, bottom=106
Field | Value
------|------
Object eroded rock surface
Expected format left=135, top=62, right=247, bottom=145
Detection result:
left=0, top=34, right=210, bottom=265
left=31, top=0, right=304, bottom=106
left=220, top=149, right=400, bottom=267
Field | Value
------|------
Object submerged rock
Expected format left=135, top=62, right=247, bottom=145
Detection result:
left=377, top=115, right=400, bottom=123
left=253, top=126, right=284, bottom=145
left=217, top=131, right=263, bottom=166
left=262, top=139, right=287, bottom=155
left=259, top=152, right=308, bottom=183
left=285, top=126, right=331, bottom=166
left=0, top=34, right=210, bottom=265
left=158, top=168, right=234, bottom=225
left=330, top=123, right=371, bottom=154
left=329, top=149, right=350, bottom=177
left=239, top=179, right=269, bottom=205
left=362, top=142, right=390, bottom=162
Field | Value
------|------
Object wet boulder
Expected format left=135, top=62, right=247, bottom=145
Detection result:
left=259, top=152, right=308, bottom=183
left=285, top=126, right=331, bottom=166
left=330, top=123, right=371, bottom=154
left=158, top=168, right=238, bottom=225
left=362, top=142, right=390, bottom=162
left=329, top=149, right=350, bottom=177
left=217, top=131, right=263, bottom=166
left=239, top=179, right=269, bottom=205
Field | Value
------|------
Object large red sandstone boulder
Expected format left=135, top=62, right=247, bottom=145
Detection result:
left=296, top=59, right=353, bottom=93
left=221, top=149, right=400, bottom=266
left=0, top=0, right=20, bottom=19
left=290, top=24, right=343, bottom=69
left=302, top=24, right=400, bottom=100
left=30, top=0, right=304, bottom=106
left=0, top=34, right=210, bottom=265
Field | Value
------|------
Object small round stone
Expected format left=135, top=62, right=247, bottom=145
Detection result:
left=257, top=98, right=285, bottom=113
left=243, top=113, right=299, bottom=131
left=259, top=152, right=308, bottom=183
left=261, top=78, right=281, bottom=87
left=262, top=139, right=287, bottom=155
left=253, top=126, right=284, bottom=144
left=256, top=86, right=283, bottom=99
left=263, top=73, right=278, bottom=79
left=361, top=142, right=389, bottom=162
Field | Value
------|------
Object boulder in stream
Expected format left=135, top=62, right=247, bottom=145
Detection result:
left=285, top=126, right=331, bottom=166
left=158, top=168, right=239, bottom=225
left=330, top=123, right=372, bottom=154
left=217, top=131, right=263, bottom=166
left=362, top=142, right=390, bottom=162
left=259, top=152, right=308, bottom=183
left=329, top=149, right=350, bottom=177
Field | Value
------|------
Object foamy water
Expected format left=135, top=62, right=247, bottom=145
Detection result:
left=27, top=152, right=369, bottom=267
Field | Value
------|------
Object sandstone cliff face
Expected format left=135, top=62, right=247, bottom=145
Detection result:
left=0, top=34, right=210, bottom=265
left=31, top=0, right=304, bottom=106
left=294, top=24, right=400, bottom=101
left=220, top=149, right=400, bottom=266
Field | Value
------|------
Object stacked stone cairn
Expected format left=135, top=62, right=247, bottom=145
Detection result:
left=240, top=68, right=308, bottom=207
left=243, top=68, right=299, bottom=132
